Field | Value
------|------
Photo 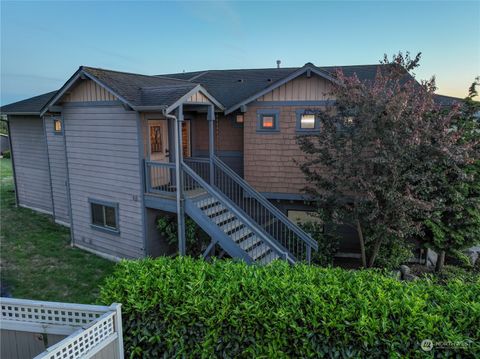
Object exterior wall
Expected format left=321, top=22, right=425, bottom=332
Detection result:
left=8, top=115, right=53, bottom=213
left=186, top=92, right=209, bottom=103
left=191, top=113, right=244, bottom=174
left=244, top=104, right=325, bottom=194
left=44, top=116, right=70, bottom=225
left=63, top=103, right=144, bottom=259
left=257, top=74, right=332, bottom=102
left=62, top=79, right=117, bottom=102
left=244, top=74, right=334, bottom=194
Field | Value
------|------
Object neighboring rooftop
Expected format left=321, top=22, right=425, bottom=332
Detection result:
left=0, top=90, right=58, bottom=115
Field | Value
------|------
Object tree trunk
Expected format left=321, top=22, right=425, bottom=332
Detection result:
left=435, top=250, right=446, bottom=272
left=368, top=238, right=382, bottom=268
left=355, top=218, right=367, bottom=268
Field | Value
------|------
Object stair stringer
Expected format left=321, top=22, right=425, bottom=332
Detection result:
left=184, top=198, right=254, bottom=264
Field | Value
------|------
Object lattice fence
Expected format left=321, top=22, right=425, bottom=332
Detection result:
left=0, top=297, right=123, bottom=359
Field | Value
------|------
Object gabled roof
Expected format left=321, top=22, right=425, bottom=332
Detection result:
left=160, top=64, right=382, bottom=111
left=41, top=66, right=221, bottom=115
left=0, top=90, right=58, bottom=115
left=1, top=63, right=464, bottom=117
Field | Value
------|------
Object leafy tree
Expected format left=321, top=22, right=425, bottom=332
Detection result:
left=297, top=52, right=473, bottom=268
left=419, top=78, right=480, bottom=271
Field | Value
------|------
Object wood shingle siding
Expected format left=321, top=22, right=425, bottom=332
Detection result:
left=63, top=104, right=144, bottom=259
left=244, top=105, right=325, bottom=194
left=8, top=115, right=53, bottom=213
left=44, top=116, right=70, bottom=225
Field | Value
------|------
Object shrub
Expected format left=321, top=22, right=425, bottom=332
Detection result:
left=101, top=257, right=480, bottom=358
left=2, top=150, right=10, bottom=159
left=299, top=221, right=338, bottom=266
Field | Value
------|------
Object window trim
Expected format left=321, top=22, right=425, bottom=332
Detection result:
left=256, top=109, right=280, bottom=132
left=53, top=118, right=64, bottom=135
left=88, top=198, right=120, bottom=235
left=295, top=109, right=320, bottom=133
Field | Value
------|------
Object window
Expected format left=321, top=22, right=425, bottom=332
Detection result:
left=256, top=109, right=280, bottom=132
left=89, top=199, right=119, bottom=233
left=300, top=114, right=316, bottom=129
left=296, top=110, right=319, bottom=132
left=53, top=119, right=63, bottom=134
left=261, top=115, right=275, bottom=129
left=150, top=125, right=163, bottom=153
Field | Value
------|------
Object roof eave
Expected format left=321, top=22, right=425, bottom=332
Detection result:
left=224, top=64, right=339, bottom=115
left=40, top=67, right=136, bottom=116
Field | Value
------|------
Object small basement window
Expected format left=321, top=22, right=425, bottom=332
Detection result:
left=53, top=119, right=62, bottom=134
left=89, top=199, right=119, bottom=233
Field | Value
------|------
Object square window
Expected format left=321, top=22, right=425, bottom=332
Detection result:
left=300, top=114, right=316, bottom=129
left=90, top=200, right=119, bottom=233
left=261, top=115, right=275, bottom=129
left=53, top=119, right=62, bottom=133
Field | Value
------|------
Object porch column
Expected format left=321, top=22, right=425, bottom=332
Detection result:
left=208, top=104, right=215, bottom=185
left=174, top=104, right=186, bottom=256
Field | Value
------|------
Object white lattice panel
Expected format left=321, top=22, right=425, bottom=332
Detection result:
left=38, top=312, right=116, bottom=359
left=1, top=301, right=103, bottom=327
left=0, top=297, right=123, bottom=359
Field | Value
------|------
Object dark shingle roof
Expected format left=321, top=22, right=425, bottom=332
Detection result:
left=159, top=64, right=384, bottom=109
left=82, top=67, right=196, bottom=107
left=0, top=90, right=58, bottom=115
left=1, top=64, right=464, bottom=116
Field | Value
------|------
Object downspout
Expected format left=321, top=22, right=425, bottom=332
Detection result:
left=4, top=117, right=19, bottom=206
left=163, top=107, right=186, bottom=256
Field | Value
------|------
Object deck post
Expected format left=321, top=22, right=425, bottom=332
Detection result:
left=174, top=105, right=186, bottom=256
left=208, top=104, right=215, bottom=185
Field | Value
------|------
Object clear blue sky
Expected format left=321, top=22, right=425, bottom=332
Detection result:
left=1, top=1, right=479, bottom=105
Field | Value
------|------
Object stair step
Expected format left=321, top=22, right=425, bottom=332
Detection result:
left=203, top=204, right=227, bottom=217
left=197, top=197, right=219, bottom=210
left=220, top=219, right=244, bottom=234
left=211, top=212, right=235, bottom=225
left=259, top=251, right=280, bottom=265
left=248, top=243, right=271, bottom=260
left=230, top=227, right=253, bottom=243
left=237, top=235, right=261, bottom=251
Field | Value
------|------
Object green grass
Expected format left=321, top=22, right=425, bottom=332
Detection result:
left=0, top=158, right=116, bottom=303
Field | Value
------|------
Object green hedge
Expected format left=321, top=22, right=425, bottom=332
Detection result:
left=100, top=258, right=480, bottom=358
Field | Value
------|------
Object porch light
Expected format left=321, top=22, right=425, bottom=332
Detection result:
left=235, top=114, right=244, bottom=124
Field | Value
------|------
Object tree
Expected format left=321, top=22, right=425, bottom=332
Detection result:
left=419, top=78, right=480, bottom=271
left=297, top=52, right=472, bottom=268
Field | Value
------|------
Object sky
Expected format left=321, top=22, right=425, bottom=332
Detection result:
left=1, top=0, right=479, bottom=105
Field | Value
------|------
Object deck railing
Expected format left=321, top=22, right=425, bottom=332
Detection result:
left=145, top=160, right=176, bottom=195
left=0, top=297, right=123, bottom=359
left=210, top=156, right=317, bottom=262
left=181, top=163, right=289, bottom=262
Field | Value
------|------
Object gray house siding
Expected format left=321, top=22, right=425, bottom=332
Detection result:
left=8, top=115, right=53, bottom=214
left=63, top=104, right=145, bottom=259
left=44, top=116, right=70, bottom=225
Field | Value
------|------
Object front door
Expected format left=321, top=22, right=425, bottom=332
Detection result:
left=149, top=120, right=170, bottom=188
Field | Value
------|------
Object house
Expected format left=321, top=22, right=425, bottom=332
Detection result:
left=0, top=63, right=460, bottom=264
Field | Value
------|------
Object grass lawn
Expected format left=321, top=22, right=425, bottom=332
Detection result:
left=0, top=158, right=116, bottom=303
